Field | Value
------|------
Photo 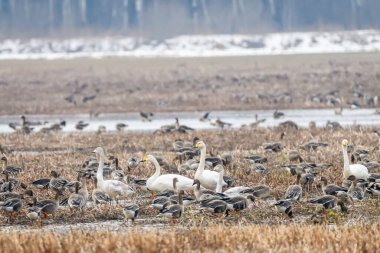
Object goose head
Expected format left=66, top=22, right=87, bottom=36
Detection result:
left=50, top=170, right=60, bottom=178
left=320, top=176, right=328, bottom=186
left=336, top=191, right=353, bottom=205
left=246, top=194, right=256, bottom=204
left=173, top=177, right=179, bottom=190
left=0, top=156, right=7, bottom=162
left=192, top=179, right=201, bottom=189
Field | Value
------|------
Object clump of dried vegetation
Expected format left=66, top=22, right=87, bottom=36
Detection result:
left=0, top=126, right=380, bottom=251
left=1, top=223, right=380, bottom=253
left=0, top=127, right=380, bottom=226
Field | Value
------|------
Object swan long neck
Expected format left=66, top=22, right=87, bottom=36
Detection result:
left=216, top=168, right=224, bottom=193
left=342, top=145, right=350, bottom=175
left=147, top=157, right=161, bottom=186
left=96, top=152, right=105, bottom=188
left=195, top=146, right=206, bottom=178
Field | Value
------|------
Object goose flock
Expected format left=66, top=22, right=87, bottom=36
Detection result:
left=1, top=136, right=380, bottom=228
left=5, top=108, right=380, bottom=135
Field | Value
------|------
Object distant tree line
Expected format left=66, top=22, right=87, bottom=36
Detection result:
left=1, top=0, right=380, bottom=39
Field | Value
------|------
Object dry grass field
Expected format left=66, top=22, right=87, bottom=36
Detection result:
left=0, top=128, right=380, bottom=227
left=2, top=223, right=380, bottom=253
left=0, top=53, right=380, bottom=115
left=1, top=54, right=380, bottom=252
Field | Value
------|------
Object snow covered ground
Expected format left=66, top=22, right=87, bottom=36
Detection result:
left=1, top=30, right=380, bottom=60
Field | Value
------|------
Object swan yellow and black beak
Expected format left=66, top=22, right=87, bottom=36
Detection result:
left=141, top=155, right=148, bottom=162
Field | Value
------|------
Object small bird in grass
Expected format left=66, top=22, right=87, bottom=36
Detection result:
left=319, top=176, right=348, bottom=196
left=200, top=198, right=229, bottom=217
left=0, top=197, right=23, bottom=221
left=68, top=182, right=86, bottom=211
left=284, top=174, right=302, bottom=201
left=123, top=203, right=139, bottom=224
left=366, top=182, right=380, bottom=198
left=263, top=143, right=283, bottom=153
left=300, top=173, right=317, bottom=191
left=158, top=190, right=184, bottom=223
left=347, top=175, right=364, bottom=201
left=127, top=158, right=141, bottom=172
left=288, top=150, right=303, bottom=162
left=274, top=199, right=293, bottom=218
left=92, top=179, right=112, bottom=207
left=26, top=197, right=42, bottom=227
left=244, top=155, right=267, bottom=164
left=31, top=178, right=50, bottom=190
left=309, top=192, right=352, bottom=213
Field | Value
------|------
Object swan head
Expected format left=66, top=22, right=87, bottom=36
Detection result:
left=142, top=154, right=156, bottom=163
left=93, top=147, right=105, bottom=156
left=342, top=139, right=349, bottom=148
left=195, top=141, right=206, bottom=149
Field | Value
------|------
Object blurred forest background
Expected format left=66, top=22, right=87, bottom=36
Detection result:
left=1, top=0, right=380, bottom=39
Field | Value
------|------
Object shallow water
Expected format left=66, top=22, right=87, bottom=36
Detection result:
left=0, top=108, right=379, bottom=134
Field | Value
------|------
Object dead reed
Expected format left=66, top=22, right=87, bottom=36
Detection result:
left=1, top=223, right=380, bottom=253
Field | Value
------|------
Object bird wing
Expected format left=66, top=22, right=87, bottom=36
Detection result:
left=202, top=170, right=227, bottom=186
left=105, top=180, right=134, bottom=194
left=285, top=185, right=302, bottom=200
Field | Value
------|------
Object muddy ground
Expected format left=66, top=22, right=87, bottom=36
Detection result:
left=0, top=53, right=380, bottom=115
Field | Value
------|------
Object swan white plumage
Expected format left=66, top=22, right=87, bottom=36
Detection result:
left=195, top=141, right=227, bottom=190
left=143, top=155, right=194, bottom=192
left=93, top=147, right=135, bottom=199
left=214, top=165, right=224, bottom=193
left=342, top=139, right=369, bottom=180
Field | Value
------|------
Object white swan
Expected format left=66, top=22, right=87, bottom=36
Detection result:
left=195, top=141, right=227, bottom=190
left=342, top=139, right=369, bottom=180
left=143, top=155, right=193, bottom=192
left=214, top=165, right=225, bottom=193
left=93, top=147, right=135, bottom=199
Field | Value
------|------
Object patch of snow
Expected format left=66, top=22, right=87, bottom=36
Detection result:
left=1, top=30, right=380, bottom=59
